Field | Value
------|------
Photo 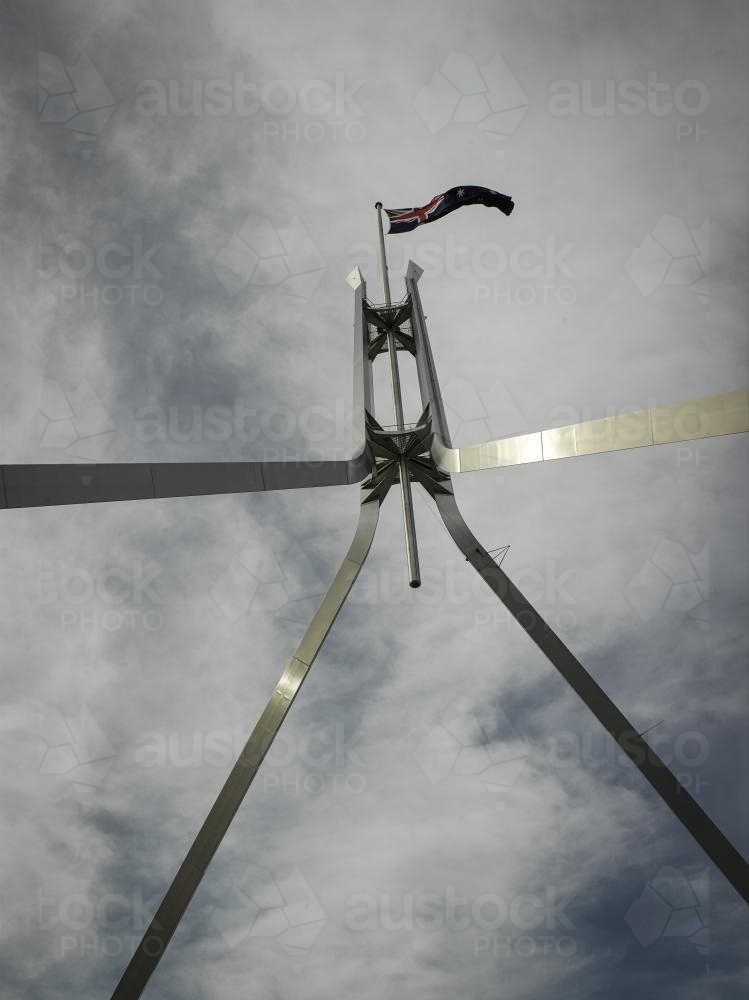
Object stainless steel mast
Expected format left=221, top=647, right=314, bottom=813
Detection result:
left=376, top=201, right=421, bottom=588
left=2, top=249, right=747, bottom=999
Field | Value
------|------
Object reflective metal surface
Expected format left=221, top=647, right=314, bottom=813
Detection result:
left=373, top=208, right=421, bottom=586
left=0, top=455, right=371, bottom=509
left=398, top=456, right=421, bottom=587
left=403, top=263, right=749, bottom=904
left=431, top=390, right=749, bottom=474
left=375, top=202, right=392, bottom=307
left=433, top=486, right=749, bottom=904
left=1, top=280, right=374, bottom=510
left=406, top=261, right=451, bottom=444
left=110, top=489, right=383, bottom=1000
left=349, top=269, right=374, bottom=460
left=7, top=250, right=748, bottom=1000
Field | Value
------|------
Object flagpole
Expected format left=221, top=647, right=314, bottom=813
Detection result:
left=375, top=201, right=421, bottom=588
left=375, top=201, right=392, bottom=307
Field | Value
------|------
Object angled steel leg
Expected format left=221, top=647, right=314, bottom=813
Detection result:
left=111, top=486, right=384, bottom=999
left=433, top=488, right=749, bottom=905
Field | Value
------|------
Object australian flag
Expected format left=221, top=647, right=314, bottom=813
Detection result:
left=384, top=185, right=514, bottom=234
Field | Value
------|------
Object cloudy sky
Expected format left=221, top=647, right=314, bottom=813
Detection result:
left=1, top=0, right=748, bottom=996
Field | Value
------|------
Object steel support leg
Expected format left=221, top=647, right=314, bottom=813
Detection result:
left=433, top=489, right=749, bottom=904
left=386, top=327, right=420, bottom=588
left=111, top=490, right=384, bottom=999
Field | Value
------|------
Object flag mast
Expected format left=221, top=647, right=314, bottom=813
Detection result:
left=376, top=201, right=421, bottom=587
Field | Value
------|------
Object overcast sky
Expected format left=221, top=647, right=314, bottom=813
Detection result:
left=1, top=0, right=748, bottom=997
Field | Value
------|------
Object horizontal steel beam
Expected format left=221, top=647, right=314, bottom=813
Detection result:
left=4, top=272, right=376, bottom=511
left=0, top=454, right=371, bottom=509
left=433, top=390, right=749, bottom=474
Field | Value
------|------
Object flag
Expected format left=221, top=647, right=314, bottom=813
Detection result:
left=384, top=185, right=514, bottom=234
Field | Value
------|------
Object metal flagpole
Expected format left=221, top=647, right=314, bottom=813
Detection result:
left=374, top=201, right=392, bottom=309
left=375, top=201, right=421, bottom=587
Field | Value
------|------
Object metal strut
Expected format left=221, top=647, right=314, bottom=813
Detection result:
left=403, top=255, right=749, bottom=904
left=111, top=486, right=385, bottom=999
left=376, top=202, right=421, bottom=587
left=432, top=487, right=749, bottom=904
left=84, top=253, right=749, bottom=997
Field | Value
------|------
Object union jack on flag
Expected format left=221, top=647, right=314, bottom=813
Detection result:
left=384, top=185, right=514, bottom=234
left=386, top=194, right=447, bottom=231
